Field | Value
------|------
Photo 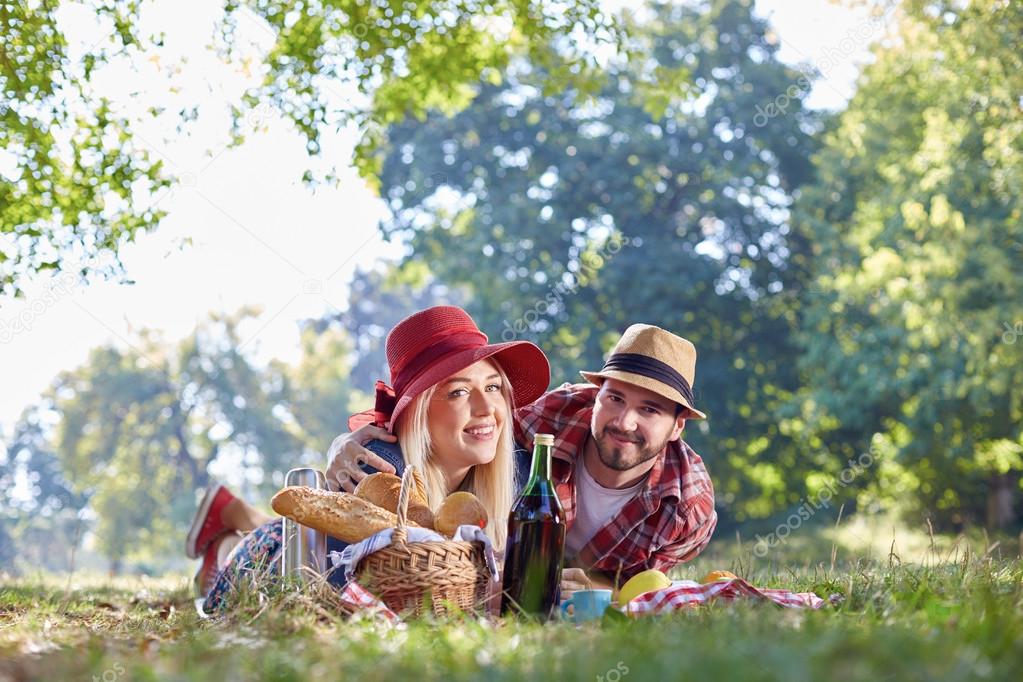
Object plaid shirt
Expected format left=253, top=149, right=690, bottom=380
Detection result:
left=514, top=383, right=717, bottom=582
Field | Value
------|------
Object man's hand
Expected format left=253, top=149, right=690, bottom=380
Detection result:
left=324, top=425, right=397, bottom=492
left=560, top=567, right=618, bottom=605
left=559, top=567, right=593, bottom=603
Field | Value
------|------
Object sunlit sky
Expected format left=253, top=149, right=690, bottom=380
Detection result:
left=0, top=0, right=894, bottom=437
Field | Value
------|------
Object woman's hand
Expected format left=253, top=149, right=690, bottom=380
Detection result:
left=324, top=424, right=397, bottom=492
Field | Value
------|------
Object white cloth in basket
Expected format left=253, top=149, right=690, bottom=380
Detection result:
left=329, top=525, right=500, bottom=583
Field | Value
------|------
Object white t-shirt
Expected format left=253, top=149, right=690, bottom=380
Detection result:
left=565, top=456, right=646, bottom=557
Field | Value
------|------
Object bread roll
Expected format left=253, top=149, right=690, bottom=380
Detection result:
left=404, top=505, right=435, bottom=530
left=271, top=486, right=420, bottom=543
left=435, top=491, right=488, bottom=537
left=355, top=472, right=428, bottom=508
left=355, top=472, right=434, bottom=529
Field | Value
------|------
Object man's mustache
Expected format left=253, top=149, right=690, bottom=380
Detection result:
left=603, top=427, right=642, bottom=445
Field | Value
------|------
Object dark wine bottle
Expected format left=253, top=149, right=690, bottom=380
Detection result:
left=500, top=433, right=566, bottom=618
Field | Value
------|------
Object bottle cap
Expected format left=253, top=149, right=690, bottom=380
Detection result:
left=535, top=433, right=554, bottom=446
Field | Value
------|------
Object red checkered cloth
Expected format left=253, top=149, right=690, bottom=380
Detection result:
left=514, top=383, right=717, bottom=582
left=338, top=582, right=401, bottom=624
left=626, top=578, right=837, bottom=615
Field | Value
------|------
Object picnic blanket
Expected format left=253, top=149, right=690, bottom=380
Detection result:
left=626, top=577, right=839, bottom=616
left=338, top=581, right=403, bottom=624
left=337, top=574, right=837, bottom=624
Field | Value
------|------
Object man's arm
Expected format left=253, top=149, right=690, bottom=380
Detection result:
left=513, top=401, right=545, bottom=447
left=593, top=503, right=717, bottom=585
left=513, top=382, right=591, bottom=446
left=645, top=507, right=718, bottom=574
left=637, top=441, right=718, bottom=575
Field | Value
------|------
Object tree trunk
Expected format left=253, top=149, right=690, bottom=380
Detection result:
left=986, top=472, right=1017, bottom=530
left=171, top=402, right=207, bottom=489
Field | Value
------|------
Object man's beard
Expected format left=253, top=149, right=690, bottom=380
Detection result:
left=593, top=426, right=668, bottom=471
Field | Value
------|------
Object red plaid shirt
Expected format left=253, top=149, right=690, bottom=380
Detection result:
left=514, top=384, right=717, bottom=582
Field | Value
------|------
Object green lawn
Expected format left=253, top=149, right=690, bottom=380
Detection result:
left=2, top=534, right=1021, bottom=682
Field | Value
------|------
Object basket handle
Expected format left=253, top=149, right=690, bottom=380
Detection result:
left=393, top=464, right=418, bottom=549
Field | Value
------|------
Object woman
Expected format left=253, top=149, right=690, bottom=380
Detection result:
left=185, top=305, right=550, bottom=611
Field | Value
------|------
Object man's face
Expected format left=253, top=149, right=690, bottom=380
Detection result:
left=590, top=378, right=686, bottom=471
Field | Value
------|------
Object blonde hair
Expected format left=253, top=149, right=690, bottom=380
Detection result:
left=394, top=362, right=517, bottom=550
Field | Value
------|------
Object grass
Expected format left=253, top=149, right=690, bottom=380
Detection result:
left=2, top=530, right=1022, bottom=682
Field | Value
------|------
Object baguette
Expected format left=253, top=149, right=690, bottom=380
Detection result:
left=271, top=486, right=420, bottom=544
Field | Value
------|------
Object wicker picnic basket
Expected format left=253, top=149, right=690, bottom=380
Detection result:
left=353, top=465, right=493, bottom=617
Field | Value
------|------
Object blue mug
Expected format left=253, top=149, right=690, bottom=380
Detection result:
left=560, top=589, right=612, bottom=623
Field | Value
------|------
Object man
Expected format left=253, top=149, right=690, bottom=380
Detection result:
left=327, top=323, right=717, bottom=593
left=512, top=324, right=716, bottom=592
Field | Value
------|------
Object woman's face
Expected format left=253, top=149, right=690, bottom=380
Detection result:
left=426, top=358, right=507, bottom=472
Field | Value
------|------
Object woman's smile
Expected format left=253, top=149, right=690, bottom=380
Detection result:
left=463, top=422, right=497, bottom=441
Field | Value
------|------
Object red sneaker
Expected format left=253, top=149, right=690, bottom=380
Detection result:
left=194, top=531, right=244, bottom=598
left=185, top=483, right=237, bottom=559
left=194, top=535, right=223, bottom=597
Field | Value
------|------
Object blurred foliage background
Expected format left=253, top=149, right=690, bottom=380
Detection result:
left=2, top=0, right=1021, bottom=574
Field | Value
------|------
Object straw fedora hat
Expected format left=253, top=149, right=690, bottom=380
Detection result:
left=349, top=306, right=551, bottom=430
left=580, top=324, right=706, bottom=419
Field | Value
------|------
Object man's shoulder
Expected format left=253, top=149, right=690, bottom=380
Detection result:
left=664, top=439, right=715, bottom=506
left=672, top=438, right=709, bottom=471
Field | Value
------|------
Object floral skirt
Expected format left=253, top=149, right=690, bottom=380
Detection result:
left=202, top=519, right=284, bottom=613
left=202, top=519, right=349, bottom=613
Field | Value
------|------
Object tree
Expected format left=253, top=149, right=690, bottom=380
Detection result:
left=0, top=1, right=169, bottom=299
left=2, top=0, right=621, bottom=298
left=311, top=261, right=464, bottom=391
left=0, top=518, right=13, bottom=572
left=0, top=406, right=88, bottom=573
left=279, top=323, right=364, bottom=455
left=14, top=308, right=357, bottom=571
left=369, top=0, right=822, bottom=522
left=2, top=406, right=86, bottom=516
left=793, top=0, right=1023, bottom=529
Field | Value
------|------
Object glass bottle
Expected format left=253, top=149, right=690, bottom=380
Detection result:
left=500, top=433, right=566, bottom=618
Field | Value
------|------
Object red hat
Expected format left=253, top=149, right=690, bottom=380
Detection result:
left=348, top=306, right=551, bottom=431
